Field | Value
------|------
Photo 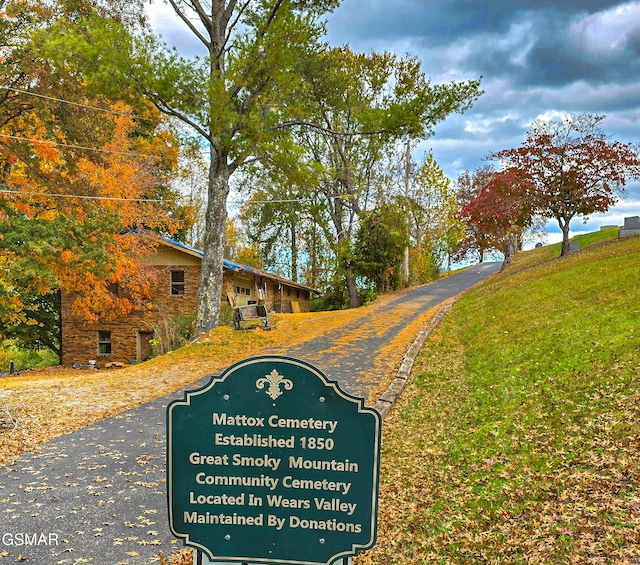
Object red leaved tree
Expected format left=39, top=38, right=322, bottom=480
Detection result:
left=494, top=114, right=640, bottom=256
left=459, top=169, right=534, bottom=263
left=455, top=166, right=497, bottom=263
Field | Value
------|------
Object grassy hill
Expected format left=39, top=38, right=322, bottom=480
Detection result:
left=359, top=229, right=640, bottom=564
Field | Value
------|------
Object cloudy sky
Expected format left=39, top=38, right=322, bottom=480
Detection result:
left=147, top=0, right=640, bottom=242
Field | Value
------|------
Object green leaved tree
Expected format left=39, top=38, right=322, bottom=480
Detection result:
left=246, top=47, right=482, bottom=306
left=404, top=151, right=462, bottom=279
left=40, top=1, right=481, bottom=324
left=352, top=201, right=408, bottom=294
left=76, top=0, right=342, bottom=334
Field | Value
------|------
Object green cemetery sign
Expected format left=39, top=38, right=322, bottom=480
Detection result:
left=167, top=356, right=381, bottom=565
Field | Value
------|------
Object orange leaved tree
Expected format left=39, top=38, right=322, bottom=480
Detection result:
left=0, top=100, right=184, bottom=359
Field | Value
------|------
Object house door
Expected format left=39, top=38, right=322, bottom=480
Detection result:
left=137, top=331, right=154, bottom=362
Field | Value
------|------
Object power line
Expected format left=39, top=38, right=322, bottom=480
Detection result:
left=231, top=198, right=317, bottom=205
left=0, top=133, right=146, bottom=156
left=0, top=86, right=212, bottom=154
left=1, top=189, right=344, bottom=206
left=0, top=189, right=176, bottom=203
left=0, top=85, right=151, bottom=121
left=230, top=195, right=348, bottom=206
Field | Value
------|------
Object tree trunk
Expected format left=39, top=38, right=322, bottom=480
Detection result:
left=504, top=232, right=518, bottom=263
left=326, top=189, right=360, bottom=308
left=346, top=276, right=359, bottom=308
left=55, top=289, right=63, bottom=363
left=195, top=159, right=230, bottom=335
left=290, top=220, right=298, bottom=283
left=309, top=222, right=318, bottom=289
left=501, top=233, right=518, bottom=271
left=559, top=217, right=571, bottom=256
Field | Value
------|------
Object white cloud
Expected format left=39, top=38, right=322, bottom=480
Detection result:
left=146, top=0, right=207, bottom=57
left=494, top=20, right=537, bottom=67
left=146, top=0, right=178, bottom=32
left=569, top=1, right=640, bottom=58
left=529, top=110, right=568, bottom=125
left=464, top=113, right=521, bottom=134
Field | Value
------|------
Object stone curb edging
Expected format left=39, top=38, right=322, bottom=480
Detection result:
left=373, top=299, right=456, bottom=419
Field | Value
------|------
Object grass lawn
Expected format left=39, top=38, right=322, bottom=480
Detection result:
left=358, top=230, right=640, bottom=563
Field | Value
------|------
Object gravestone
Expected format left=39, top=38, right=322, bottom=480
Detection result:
left=619, top=216, right=640, bottom=238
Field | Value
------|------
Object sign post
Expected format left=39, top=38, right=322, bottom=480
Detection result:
left=167, top=356, right=381, bottom=565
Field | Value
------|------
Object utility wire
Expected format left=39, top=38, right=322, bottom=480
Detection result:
left=0, top=133, right=147, bottom=156
left=0, top=94, right=209, bottom=155
left=231, top=198, right=317, bottom=205
left=0, top=189, right=175, bottom=203
left=1, top=188, right=344, bottom=205
left=0, top=87, right=221, bottom=155
left=0, top=85, right=152, bottom=121
left=230, top=194, right=348, bottom=205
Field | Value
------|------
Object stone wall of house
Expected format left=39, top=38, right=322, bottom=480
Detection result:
left=61, top=258, right=315, bottom=366
left=61, top=264, right=200, bottom=367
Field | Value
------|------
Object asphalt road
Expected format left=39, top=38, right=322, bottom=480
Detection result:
left=0, top=262, right=500, bottom=564
left=267, top=262, right=502, bottom=397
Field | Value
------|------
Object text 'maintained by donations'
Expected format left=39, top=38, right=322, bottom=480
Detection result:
left=167, top=357, right=381, bottom=565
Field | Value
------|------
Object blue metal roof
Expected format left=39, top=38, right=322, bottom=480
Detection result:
left=160, top=235, right=318, bottom=293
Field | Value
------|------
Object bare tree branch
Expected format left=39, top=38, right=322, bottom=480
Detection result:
left=165, top=0, right=212, bottom=49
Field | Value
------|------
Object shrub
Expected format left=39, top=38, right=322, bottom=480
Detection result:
left=0, top=341, right=59, bottom=372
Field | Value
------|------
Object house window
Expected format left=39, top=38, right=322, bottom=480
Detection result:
left=171, top=270, right=185, bottom=295
left=98, top=331, right=112, bottom=354
left=106, top=282, right=119, bottom=296
left=235, top=286, right=251, bottom=296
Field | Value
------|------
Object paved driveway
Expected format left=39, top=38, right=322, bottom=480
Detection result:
left=268, top=262, right=501, bottom=397
left=0, top=263, right=500, bottom=564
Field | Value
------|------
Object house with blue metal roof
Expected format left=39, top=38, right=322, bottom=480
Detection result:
left=60, top=235, right=318, bottom=367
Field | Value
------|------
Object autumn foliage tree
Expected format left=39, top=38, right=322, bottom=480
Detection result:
left=459, top=168, right=534, bottom=263
left=455, top=167, right=496, bottom=263
left=0, top=0, right=192, bottom=358
left=494, top=114, right=640, bottom=256
left=0, top=102, right=182, bottom=357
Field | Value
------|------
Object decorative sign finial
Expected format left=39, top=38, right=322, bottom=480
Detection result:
left=256, top=369, right=293, bottom=400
